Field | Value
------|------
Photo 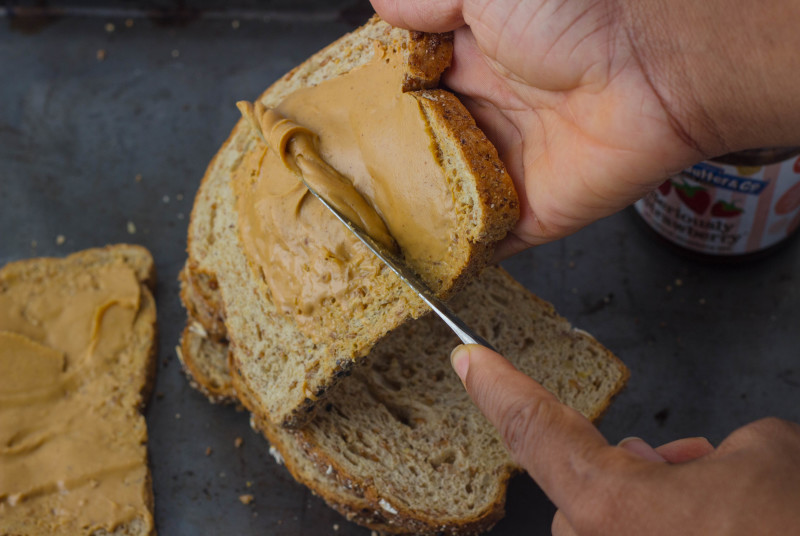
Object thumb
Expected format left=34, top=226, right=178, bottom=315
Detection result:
left=369, top=0, right=466, bottom=32
left=450, top=344, right=610, bottom=506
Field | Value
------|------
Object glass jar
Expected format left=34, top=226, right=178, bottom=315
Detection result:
left=633, top=147, right=800, bottom=259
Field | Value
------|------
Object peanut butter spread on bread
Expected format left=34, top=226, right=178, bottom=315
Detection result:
left=233, top=41, right=456, bottom=336
left=237, top=103, right=398, bottom=254
left=0, top=261, right=152, bottom=534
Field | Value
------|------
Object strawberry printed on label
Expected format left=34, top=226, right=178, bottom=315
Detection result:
left=710, top=200, right=743, bottom=218
left=674, top=181, right=711, bottom=215
left=657, top=179, right=672, bottom=196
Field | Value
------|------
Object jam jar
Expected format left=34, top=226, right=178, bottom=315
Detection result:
left=634, top=147, right=800, bottom=259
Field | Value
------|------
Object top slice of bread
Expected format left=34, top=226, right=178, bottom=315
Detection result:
left=184, top=16, right=518, bottom=428
left=179, top=265, right=629, bottom=535
left=0, top=245, right=157, bottom=536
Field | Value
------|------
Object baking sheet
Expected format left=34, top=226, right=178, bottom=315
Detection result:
left=2, top=4, right=800, bottom=534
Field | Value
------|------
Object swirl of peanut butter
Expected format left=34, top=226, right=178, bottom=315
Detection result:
left=237, top=101, right=397, bottom=253
left=0, top=261, right=152, bottom=534
left=232, top=41, right=457, bottom=337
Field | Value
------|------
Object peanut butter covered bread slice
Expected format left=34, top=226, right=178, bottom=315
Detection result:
left=179, top=265, right=629, bottom=535
left=0, top=245, right=157, bottom=536
left=184, top=16, right=518, bottom=427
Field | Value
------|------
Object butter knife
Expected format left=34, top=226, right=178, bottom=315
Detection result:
left=300, top=178, right=497, bottom=352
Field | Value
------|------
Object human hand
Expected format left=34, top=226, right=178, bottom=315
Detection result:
left=371, top=0, right=800, bottom=257
left=450, top=344, right=800, bottom=535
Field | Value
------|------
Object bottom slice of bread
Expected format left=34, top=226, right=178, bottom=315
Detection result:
left=179, top=265, right=628, bottom=535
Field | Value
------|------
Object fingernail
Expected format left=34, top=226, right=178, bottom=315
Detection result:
left=450, top=345, right=469, bottom=384
left=618, top=437, right=667, bottom=462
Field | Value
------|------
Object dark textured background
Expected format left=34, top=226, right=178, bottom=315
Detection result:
left=2, top=2, right=799, bottom=534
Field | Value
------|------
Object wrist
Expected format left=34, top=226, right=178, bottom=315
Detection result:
left=622, top=0, right=800, bottom=157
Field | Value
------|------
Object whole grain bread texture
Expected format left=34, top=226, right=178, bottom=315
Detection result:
left=0, top=245, right=157, bottom=536
left=180, top=265, right=629, bottom=535
left=183, top=15, right=519, bottom=428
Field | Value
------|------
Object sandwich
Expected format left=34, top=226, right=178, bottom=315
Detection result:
left=179, top=15, right=628, bottom=534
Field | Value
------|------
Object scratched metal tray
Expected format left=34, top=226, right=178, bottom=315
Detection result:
left=2, top=3, right=800, bottom=534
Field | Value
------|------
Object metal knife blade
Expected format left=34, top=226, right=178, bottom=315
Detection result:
left=299, top=176, right=497, bottom=351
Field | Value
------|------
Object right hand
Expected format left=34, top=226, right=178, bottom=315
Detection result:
left=371, top=0, right=800, bottom=257
left=450, top=344, right=800, bottom=535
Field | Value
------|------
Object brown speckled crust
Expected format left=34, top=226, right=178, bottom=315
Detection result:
left=416, top=89, right=520, bottom=242
left=411, top=89, right=520, bottom=299
left=179, top=262, right=227, bottom=341
left=177, top=324, right=237, bottom=405
left=402, top=29, right=454, bottom=92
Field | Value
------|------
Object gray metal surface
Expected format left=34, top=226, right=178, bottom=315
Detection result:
left=2, top=6, right=799, bottom=535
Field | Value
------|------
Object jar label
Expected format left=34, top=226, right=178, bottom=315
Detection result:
left=634, top=155, right=800, bottom=255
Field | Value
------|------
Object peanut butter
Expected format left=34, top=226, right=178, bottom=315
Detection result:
left=233, top=41, right=456, bottom=333
left=0, top=261, right=153, bottom=535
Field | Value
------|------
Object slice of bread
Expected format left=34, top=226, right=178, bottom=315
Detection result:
left=180, top=265, right=629, bottom=535
left=0, top=245, right=157, bottom=536
left=183, top=16, right=519, bottom=428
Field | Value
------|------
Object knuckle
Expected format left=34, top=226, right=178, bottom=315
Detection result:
left=496, top=395, right=562, bottom=462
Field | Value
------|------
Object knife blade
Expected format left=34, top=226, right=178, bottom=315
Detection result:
left=299, top=176, right=497, bottom=352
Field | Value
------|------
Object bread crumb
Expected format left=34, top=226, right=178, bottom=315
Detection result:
left=127, top=221, right=136, bottom=234
left=245, top=480, right=252, bottom=488
left=675, top=278, right=683, bottom=286
left=176, top=193, right=184, bottom=201
left=56, top=235, right=65, bottom=245
left=219, top=472, right=226, bottom=478
left=699, top=298, right=706, bottom=305
left=175, top=413, right=181, bottom=419
left=189, top=322, right=208, bottom=338
left=268, top=445, right=284, bottom=466
left=665, top=285, right=673, bottom=292
left=333, top=524, right=339, bottom=531
left=125, top=18, right=134, bottom=28
left=371, top=532, right=378, bottom=536
left=231, top=19, right=240, bottom=29
left=177, top=212, right=185, bottom=220
left=31, top=240, right=37, bottom=248
left=234, top=437, right=244, bottom=448
left=379, top=498, right=398, bottom=515
left=105, top=22, right=115, bottom=33
left=135, top=173, right=142, bottom=182
left=171, top=49, right=180, bottom=58
left=205, top=446, right=212, bottom=456
left=239, top=494, right=254, bottom=505
left=163, top=195, right=170, bottom=203
left=96, top=49, right=106, bottom=61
